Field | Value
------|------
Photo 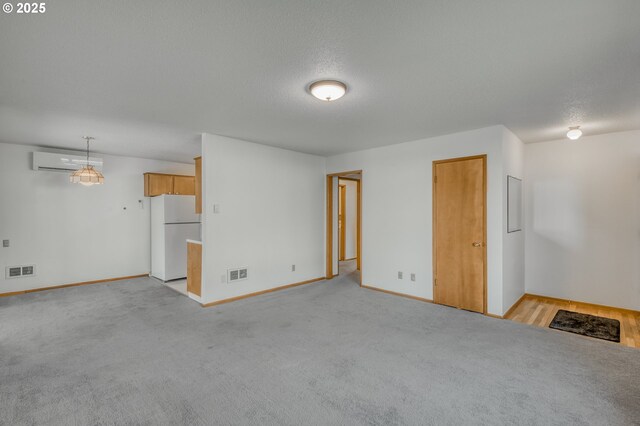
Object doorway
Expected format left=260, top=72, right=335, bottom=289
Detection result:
left=432, top=155, right=486, bottom=314
left=339, top=183, right=346, bottom=261
left=326, top=171, right=362, bottom=285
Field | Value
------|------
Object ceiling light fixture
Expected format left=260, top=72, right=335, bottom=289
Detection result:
left=309, top=80, right=347, bottom=102
left=70, top=136, right=104, bottom=186
left=566, top=126, right=582, bottom=140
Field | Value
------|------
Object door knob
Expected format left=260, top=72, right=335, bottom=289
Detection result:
left=472, top=242, right=482, bottom=247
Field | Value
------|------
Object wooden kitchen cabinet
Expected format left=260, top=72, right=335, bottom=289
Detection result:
left=144, top=173, right=174, bottom=196
left=144, top=173, right=196, bottom=197
left=194, top=157, right=202, bottom=214
left=173, top=175, right=195, bottom=195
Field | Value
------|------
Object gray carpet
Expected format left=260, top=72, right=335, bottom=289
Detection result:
left=1, top=265, right=639, bottom=425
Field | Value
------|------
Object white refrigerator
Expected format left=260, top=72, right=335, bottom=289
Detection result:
left=151, top=195, right=201, bottom=281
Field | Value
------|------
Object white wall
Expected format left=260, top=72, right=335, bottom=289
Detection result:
left=201, top=134, right=325, bottom=304
left=327, top=126, right=514, bottom=316
left=502, top=127, right=525, bottom=313
left=0, top=142, right=194, bottom=293
left=524, top=130, right=640, bottom=311
left=339, top=179, right=358, bottom=260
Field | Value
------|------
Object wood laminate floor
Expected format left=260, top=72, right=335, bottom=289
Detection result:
left=505, top=294, right=640, bottom=349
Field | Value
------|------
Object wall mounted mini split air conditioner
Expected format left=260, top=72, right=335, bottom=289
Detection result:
left=32, top=152, right=104, bottom=173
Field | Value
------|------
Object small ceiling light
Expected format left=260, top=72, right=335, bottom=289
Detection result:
left=70, top=136, right=104, bottom=186
left=566, top=126, right=582, bottom=140
left=309, top=80, right=347, bottom=102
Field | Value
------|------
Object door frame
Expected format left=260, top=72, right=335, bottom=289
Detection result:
left=338, top=184, right=346, bottom=261
left=432, top=155, right=487, bottom=314
left=326, top=171, right=362, bottom=284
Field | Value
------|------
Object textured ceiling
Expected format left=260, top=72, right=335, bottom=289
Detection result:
left=1, top=0, right=639, bottom=161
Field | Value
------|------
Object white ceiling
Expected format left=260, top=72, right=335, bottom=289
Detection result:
left=1, top=0, right=639, bottom=162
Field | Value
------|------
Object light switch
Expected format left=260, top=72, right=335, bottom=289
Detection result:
left=213, top=204, right=220, bottom=214
left=2, top=240, right=9, bottom=248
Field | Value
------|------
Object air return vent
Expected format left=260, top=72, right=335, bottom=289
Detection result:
left=227, top=267, right=248, bottom=283
left=5, top=265, right=36, bottom=279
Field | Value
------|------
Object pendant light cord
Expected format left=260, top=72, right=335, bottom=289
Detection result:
left=83, top=136, right=94, bottom=167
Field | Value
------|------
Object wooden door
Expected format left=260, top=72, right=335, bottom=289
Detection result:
left=339, top=184, right=346, bottom=261
left=433, top=155, right=486, bottom=313
left=356, top=179, right=361, bottom=271
left=144, top=173, right=174, bottom=196
left=173, top=175, right=195, bottom=195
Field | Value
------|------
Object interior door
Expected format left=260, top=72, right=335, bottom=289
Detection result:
left=339, top=184, right=346, bottom=261
left=433, top=155, right=486, bottom=313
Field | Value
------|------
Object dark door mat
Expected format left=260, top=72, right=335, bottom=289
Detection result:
left=549, top=309, right=620, bottom=342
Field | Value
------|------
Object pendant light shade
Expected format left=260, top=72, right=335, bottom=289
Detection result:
left=70, top=136, right=104, bottom=186
left=70, top=165, right=104, bottom=186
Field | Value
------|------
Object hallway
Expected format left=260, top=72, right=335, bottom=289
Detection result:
left=338, top=259, right=360, bottom=286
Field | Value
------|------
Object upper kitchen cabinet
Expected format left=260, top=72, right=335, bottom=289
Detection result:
left=144, top=173, right=196, bottom=197
left=173, top=175, right=196, bottom=195
left=144, top=173, right=174, bottom=196
left=194, top=157, right=202, bottom=214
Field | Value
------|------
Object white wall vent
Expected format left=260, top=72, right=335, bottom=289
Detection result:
left=32, top=152, right=104, bottom=173
left=227, top=267, right=248, bottom=282
left=5, top=265, right=37, bottom=279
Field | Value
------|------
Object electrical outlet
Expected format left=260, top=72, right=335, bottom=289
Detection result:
left=292, top=264, right=296, bottom=272
left=398, top=271, right=403, bottom=279
left=2, top=239, right=8, bottom=248
left=411, top=273, right=416, bottom=282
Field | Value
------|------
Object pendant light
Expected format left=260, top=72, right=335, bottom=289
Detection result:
left=70, top=136, right=104, bottom=186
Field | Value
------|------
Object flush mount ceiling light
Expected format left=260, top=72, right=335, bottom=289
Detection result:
left=566, top=126, right=583, bottom=140
left=309, top=80, right=347, bottom=102
left=70, top=136, right=104, bottom=186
